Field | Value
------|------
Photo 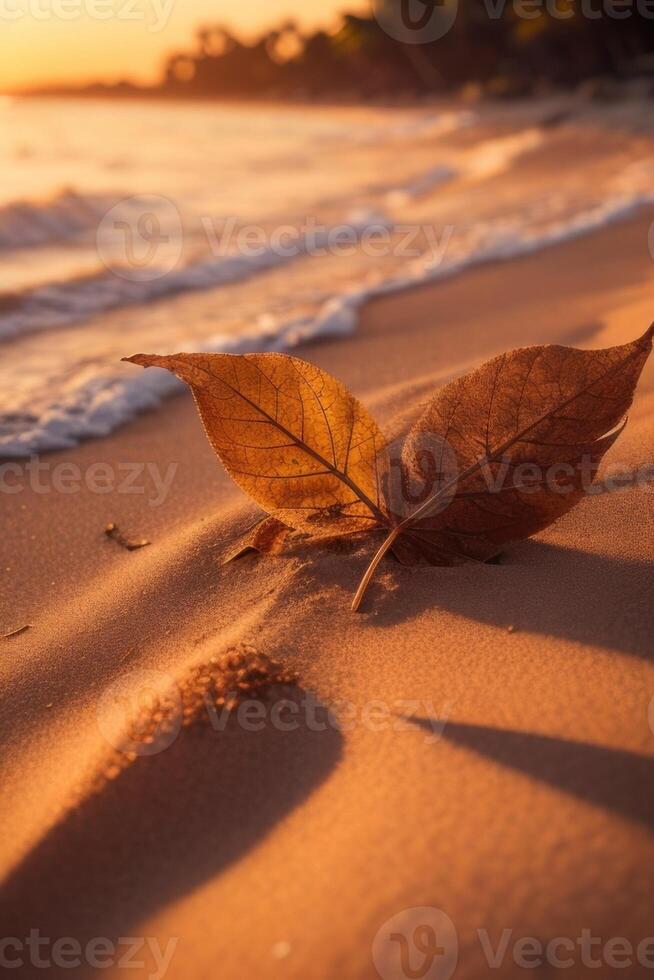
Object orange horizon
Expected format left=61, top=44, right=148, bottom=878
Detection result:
left=1, top=1, right=367, bottom=93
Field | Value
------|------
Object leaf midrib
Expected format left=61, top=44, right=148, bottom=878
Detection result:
left=187, top=357, right=387, bottom=525
left=397, top=340, right=644, bottom=533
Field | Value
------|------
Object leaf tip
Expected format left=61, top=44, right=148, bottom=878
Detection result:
left=122, top=353, right=156, bottom=369
left=637, top=323, right=654, bottom=349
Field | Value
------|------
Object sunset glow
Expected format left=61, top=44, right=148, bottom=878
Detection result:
left=1, top=0, right=363, bottom=92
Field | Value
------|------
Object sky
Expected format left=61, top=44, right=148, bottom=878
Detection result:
left=1, top=0, right=367, bottom=91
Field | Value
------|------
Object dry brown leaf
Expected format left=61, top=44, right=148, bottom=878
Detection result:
left=221, top=515, right=291, bottom=564
left=122, top=328, right=652, bottom=613
left=123, top=352, right=387, bottom=533
left=353, top=324, right=654, bottom=610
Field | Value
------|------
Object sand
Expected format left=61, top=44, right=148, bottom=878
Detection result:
left=1, top=209, right=654, bottom=979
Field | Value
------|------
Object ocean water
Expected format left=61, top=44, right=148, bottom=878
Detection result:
left=1, top=96, right=653, bottom=457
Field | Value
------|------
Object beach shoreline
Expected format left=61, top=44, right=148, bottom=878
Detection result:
left=1, top=204, right=654, bottom=977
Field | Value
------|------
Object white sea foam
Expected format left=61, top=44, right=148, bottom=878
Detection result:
left=2, top=101, right=654, bottom=459
left=0, top=212, right=392, bottom=342
left=0, top=189, right=115, bottom=250
left=463, top=128, right=546, bottom=180
left=0, top=128, right=545, bottom=342
left=2, top=189, right=650, bottom=458
left=362, top=127, right=545, bottom=204
left=0, top=316, right=358, bottom=457
left=381, top=165, right=457, bottom=205
left=354, top=109, right=477, bottom=145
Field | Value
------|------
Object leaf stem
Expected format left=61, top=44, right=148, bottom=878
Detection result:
left=351, top=527, right=402, bottom=612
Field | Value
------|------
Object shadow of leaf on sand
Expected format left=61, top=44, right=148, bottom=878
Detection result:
left=0, top=686, right=342, bottom=971
left=410, top=718, right=654, bottom=828
left=366, top=542, right=654, bottom=661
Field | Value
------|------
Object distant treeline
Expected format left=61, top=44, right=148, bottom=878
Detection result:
left=37, top=3, right=654, bottom=100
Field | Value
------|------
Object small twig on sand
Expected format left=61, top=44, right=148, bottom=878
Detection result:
left=2, top=625, right=32, bottom=640
left=105, top=523, right=151, bottom=552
